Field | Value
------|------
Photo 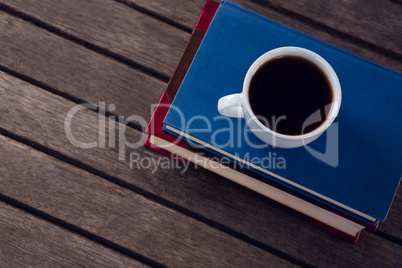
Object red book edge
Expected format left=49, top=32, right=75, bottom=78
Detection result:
left=311, top=210, right=378, bottom=244
left=144, top=0, right=218, bottom=158
left=195, top=0, right=220, bottom=31
left=144, top=91, right=187, bottom=161
left=310, top=218, right=361, bottom=244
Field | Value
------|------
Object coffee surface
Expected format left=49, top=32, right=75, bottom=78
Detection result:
left=248, top=56, right=333, bottom=135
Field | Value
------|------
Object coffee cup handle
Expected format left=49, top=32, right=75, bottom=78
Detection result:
left=218, top=93, right=244, bottom=118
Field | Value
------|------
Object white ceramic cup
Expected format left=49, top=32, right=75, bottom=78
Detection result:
left=217, top=47, right=341, bottom=148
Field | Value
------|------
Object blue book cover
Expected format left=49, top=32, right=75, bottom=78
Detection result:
left=163, top=0, right=401, bottom=223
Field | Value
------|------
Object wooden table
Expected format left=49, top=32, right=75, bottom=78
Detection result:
left=0, top=0, right=401, bottom=267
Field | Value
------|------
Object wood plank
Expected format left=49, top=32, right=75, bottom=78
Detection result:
left=125, top=0, right=402, bottom=57
left=1, top=68, right=401, bottom=266
left=0, top=0, right=190, bottom=78
left=0, top=202, right=148, bottom=268
left=0, top=137, right=297, bottom=268
left=252, top=0, right=402, bottom=55
left=122, top=0, right=204, bottom=29
left=0, top=0, right=400, bottom=75
left=0, top=10, right=165, bottom=121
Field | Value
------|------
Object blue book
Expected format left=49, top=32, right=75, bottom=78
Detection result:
left=163, top=0, right=401, bottom=224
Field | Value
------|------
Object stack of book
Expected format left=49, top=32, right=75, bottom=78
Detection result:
left=145, top=0, right=401, bottom=243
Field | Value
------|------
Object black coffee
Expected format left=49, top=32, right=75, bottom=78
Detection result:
left=248, top=56, right=333, bottom=135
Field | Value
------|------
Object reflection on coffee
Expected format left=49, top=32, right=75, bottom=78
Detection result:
left=248, top=55, right=333, bottom=135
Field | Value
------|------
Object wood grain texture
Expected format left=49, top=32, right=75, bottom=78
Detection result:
left=124, top=0, right=402, bottom=72
left=1, top=69, right=401, bottom=267
left=126, top=0, right=402, bottom=56
left=0, top=137, right=297, bottom=268
left=0, top=10, right=164, bottom=121
left=0, top=202, right=148, bottom=268
left=254, top=0, right=402, bottom=55
left=0, top=0, right=400, bottom=75
left=0, top=0, right=190, bottom=78
left=123, top=0, right=204, bottom=30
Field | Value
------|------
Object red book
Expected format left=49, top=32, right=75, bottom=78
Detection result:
left=144, top=0, right=219, bottom=158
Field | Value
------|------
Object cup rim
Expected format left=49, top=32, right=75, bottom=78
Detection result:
left=242, top=46, right=342, bottom=140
